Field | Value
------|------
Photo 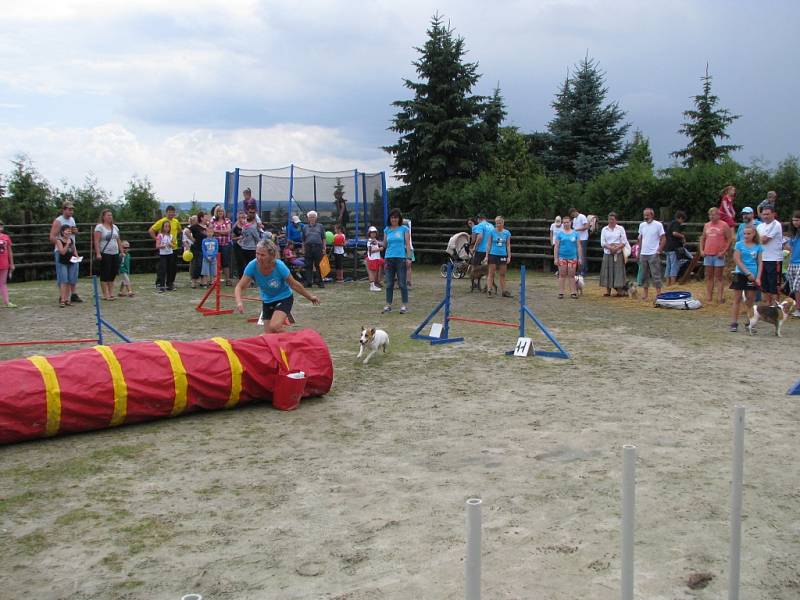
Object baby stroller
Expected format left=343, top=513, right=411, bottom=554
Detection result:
left=441, top=232, right=471, bottom=278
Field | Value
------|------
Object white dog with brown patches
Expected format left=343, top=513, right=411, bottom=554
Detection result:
left=358, top=327, right=389, bottom=364
left=746, top=298, right=796, bottom=337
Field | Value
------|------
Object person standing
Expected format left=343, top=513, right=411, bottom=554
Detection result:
left=55, top=224, right=79, bottom=307
left=0, top=220, right=17, bottom=308
left=470, top=214, right=493, bottom=266
left=784, top=210, right=800, bottom=317
left=485, top=216, right=512, bottom=298
left=664, top=211, right=687, bottom=286
left=49, top=200, right=82, bottom=303
left=93, top=209, right=122, bottom=301
left=117, top=241, right=134, bottom=297
left=699, top=207, right=733, bottom=304
left=211, top=205, right=233, bottom=286
left=599, top=213, right=628, bottom=296
left=757, top=190, right=777, bottom=220
left=148, top=205, right=181, bottom=290
left=736, top=206, right=761, bottom=243
left=155, top=222, right=173, bottom=293
left=728, top=225, right=763, bottom=332
left=301, top=210, right=327, bottom=288
left=637, top=208, right=666, bottom=301
left=569, top=208, right=590, bottom=276
left=756, top=206, right=784, bottom=305
left=382, top=208, right=411, bottom=314
left=403, top=218, right=415, bottom=287
left=334, top=189, right=349, bottom=234
left=332, top=225, right=346, bottom=283
left=234, top=239, right=320, bottom=334
left=718, top=185, right=737, bottom=228
left=365, top=226, right=384, bottom=292
left=553, top=215, right=582, bottom=299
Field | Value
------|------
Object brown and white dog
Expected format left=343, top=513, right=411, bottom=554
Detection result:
left=746, top=298, right=796, bottom=337
left=358, top=327, right=389, bottom=364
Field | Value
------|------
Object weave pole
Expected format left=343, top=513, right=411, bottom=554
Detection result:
left=621, top=445, right=635, bottom=600
left=465, top=498, right=482, bottom=600
left=728, top=406, right=745, bottom=600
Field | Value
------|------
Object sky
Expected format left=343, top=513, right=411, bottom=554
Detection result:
left=0, top=0, right=797, bottom=203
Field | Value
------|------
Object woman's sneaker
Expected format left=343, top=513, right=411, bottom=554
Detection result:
left=382, top=305, right=391, bottom=314
left=399, top=305, right=408, bottom=314
left=369, top=283, right=381, bottom=292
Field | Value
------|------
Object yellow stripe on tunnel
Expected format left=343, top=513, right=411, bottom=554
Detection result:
left=93, top=345, right=128, bottom=427
left=27, top=355, right=61, bottom=437
left=211, top=337, right=243, bottom=408
left=154, top=340, right=188, bottom=416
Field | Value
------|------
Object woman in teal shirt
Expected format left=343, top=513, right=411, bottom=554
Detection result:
left=553, top=215, right=583, bottom=299
left=382, top=208, right=411, bottom=314
left=484, top=215, right=512, bottom=297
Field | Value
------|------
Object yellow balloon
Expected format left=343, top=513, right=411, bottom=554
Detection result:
left=182, top=250, right=194, bottom=262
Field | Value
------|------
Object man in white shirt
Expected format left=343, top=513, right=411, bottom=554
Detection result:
left=756, top=206, right=784, bottom=304
left=637, top=207, right=666, bottom=301
left=569, top=208, right=589, bottom=276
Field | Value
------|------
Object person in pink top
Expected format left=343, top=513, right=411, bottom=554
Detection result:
left=718, top=185, right=736, bottom=228
left=699, top=207, right=733, bottom=304
left=0, top=220, right=17, bottom=308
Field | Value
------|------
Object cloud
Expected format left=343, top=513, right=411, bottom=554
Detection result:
left=0, top=122, right=391, bottom=201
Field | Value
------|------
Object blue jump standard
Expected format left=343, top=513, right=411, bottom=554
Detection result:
left=411, top=264, right=569, bottom=359
left=92, top=276, right=132, bottom=345
left=789, top=379, right=800, bottom=396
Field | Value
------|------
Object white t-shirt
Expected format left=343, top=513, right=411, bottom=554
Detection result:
left=600, top=225, right=628, bottom=255
left=549, top=223, right=562, bottom=245
left=638, top=220, right=665, bottom=255
left=94, top=224, right=120, bottom=255
left=573, top=213, right=589, bottom=241
left=757, top=220, right=784, bottom=261
left=367, top=239, right=382, bottom=260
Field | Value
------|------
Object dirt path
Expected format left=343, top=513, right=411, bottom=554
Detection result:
left=1, top=269, right=798, bottom=599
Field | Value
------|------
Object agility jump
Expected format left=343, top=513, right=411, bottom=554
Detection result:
left=411, top=264, right=569, bottom=359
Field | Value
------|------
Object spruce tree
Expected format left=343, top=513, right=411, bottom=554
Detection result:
left=671, top=67, right=741, bottom=167
left=628, top=129, right=654, bottom=171
left=544, top=57, right=629, bottom=182
left=385, top=14, right=495, bottom=212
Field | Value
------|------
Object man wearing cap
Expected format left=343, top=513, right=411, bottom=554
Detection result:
left=49, top=201, right=83, bottom=302
left=736, top=206, right=761, bottom=243
left=287, top=215, right=304, bottom=246
left=149, top=205, right=181, bottom=290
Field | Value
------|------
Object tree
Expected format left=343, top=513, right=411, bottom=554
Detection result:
left=53, top=174, right=113, bottom=223
left=671, top=67, right=741, bottom=167
left=385, top=14, right=498, bottom=213
left=4, top=155, right=53, bottom=223
left=120, top=176, right=159, bottom=221
left=627, top=129, right=654, bottom=171
left=544, top=57, right=630, bottom=182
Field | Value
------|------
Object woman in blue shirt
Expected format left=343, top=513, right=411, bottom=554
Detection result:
left=553, top=215, right=583, bottom=299
left=382, top=208, right=411, bottom=314
left=235, top=239, right=320, bottom=333
left=728, top=224, right=763, bottom=332
left=484, top=215, right=512, bottom=297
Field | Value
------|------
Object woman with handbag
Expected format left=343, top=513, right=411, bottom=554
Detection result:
left=93, top=209, right=122, bottom=301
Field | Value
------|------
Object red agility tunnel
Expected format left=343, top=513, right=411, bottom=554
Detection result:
left=0, top=329, right=333, bottom=445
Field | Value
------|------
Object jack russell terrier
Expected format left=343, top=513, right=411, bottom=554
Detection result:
left=358, top=327, right=389, bottom=364
left=746, top=298, right=796, bottom=337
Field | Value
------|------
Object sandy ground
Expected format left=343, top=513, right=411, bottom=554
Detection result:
left=0, top=267, right=798, bottom=599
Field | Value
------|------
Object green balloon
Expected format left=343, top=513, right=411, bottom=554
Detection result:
left=325, top=230, right=334, bottom=244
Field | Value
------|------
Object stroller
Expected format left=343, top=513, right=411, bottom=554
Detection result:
left=441, top=232, right=472, bottom=278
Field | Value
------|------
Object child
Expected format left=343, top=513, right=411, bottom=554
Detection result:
left=333, top=225, right=346, bottom=282
left=201, top=230, right=219, bottom=286
left=366, top=226, right=384, bottom=292
left=729, top=224, right=763, bottom=332
left=55, top=224, right=79, bottom=307
left=0, top=220, right=17, bottom=308
left=403, top=218, right=415, bottom=287
left=785, top=210, right=800, bottom=316
left=182, top=215, right=196, bottom=253
left=156, top=221, right=173, bottom=293
left=283, top=243, right=305, bottom=269
left=118, top=240, right=135, bottom=297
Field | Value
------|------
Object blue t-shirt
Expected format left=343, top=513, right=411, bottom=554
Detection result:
left=472, top=221, right=494, bottom=253
left=734, top=241, right=762, bottom=274
left=788, top=236, right=800, bottom=265
left=202, top=237, right=219, bottom=260
left=736, top=219, right=762, bottom=243
left=556, top=230, right=580, bottom=260
left=487, top=228, right=511, bottom=257
left=244, top=259, right=293, bottom=303
left=383, top=225, right=409, bottom=259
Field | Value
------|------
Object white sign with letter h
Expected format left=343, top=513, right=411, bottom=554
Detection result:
left=513, top=337, right=533, bottom=357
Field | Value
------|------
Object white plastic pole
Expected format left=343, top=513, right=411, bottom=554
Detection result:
left=621, top=445, right=636, bottom=600
left=181, top=595, right=202, bottom=600
left=465, top=498, right=482, bottom=600
left=728, top=406, right=745, bottom=600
